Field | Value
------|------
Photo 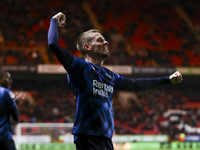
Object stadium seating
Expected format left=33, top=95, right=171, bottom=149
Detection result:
left=1, top=0, right=200, bottom=141
left=0, top=0, right=200, bottom=66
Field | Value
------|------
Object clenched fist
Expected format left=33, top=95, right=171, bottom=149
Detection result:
left=52, top=12, right=66, bottom=27
left=169, top=71, right=183, bottom=84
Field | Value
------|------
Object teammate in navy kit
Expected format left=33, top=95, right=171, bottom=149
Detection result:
left=48, top=12, right=183, bottom=150
left=0, top=70, right=25, bottom=150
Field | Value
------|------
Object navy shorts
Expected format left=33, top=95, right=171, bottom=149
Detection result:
left=0, top=139, right=16, bottom=150
left=74, top=134, right=114, bottom=150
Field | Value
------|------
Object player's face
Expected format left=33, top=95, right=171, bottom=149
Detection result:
left=90, top=33, right=110, bottom=59
left=0, top=72, right=12, bottom=89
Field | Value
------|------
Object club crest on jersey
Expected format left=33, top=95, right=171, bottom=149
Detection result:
left=105, top=73, right=112, bottom=79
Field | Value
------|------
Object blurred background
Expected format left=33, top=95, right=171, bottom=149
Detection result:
left=0, top=0, right=200, bottom=149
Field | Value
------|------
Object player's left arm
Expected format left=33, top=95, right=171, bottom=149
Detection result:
left=116, top=71, right=183, bottom=91
left=6, top=91, right=26, bottom=122
left=5, top=91, right=19, bottom=122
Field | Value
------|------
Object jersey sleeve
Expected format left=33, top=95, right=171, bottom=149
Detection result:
left=66, top=57, right=86, bottom=74
left=114, top=76, right=171, bottom=91
left=5, top=90, right=17, bottom=108
left=48, top=18, right=74, bottom=69
left=113, top=72, right=124, bottom=89
left=65, top=57, right=89, bottom=93
left=4, top=90, right=19, bottom=122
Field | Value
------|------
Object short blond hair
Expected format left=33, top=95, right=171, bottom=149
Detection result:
left=76, top=29, right=100, bottom=56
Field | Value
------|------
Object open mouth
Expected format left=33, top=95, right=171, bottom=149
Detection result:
left=104, top=46, right=109, bottom=52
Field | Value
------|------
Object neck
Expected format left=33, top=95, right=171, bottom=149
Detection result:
left=85, top=56, right=105, bottom=66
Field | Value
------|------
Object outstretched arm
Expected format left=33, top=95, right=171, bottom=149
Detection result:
left=116, top=71, right=183, bottom=91
left=48, top=12, right=74, bottom=69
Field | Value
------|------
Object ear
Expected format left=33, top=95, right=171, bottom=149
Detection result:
left=83, top=44, right=91, bottom=51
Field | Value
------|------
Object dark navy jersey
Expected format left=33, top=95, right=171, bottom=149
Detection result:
left=48, top=18, right=171, bottom=140
left=0, top=86, right=17, bottom=141
left=67, top=56, right=123, bottom=138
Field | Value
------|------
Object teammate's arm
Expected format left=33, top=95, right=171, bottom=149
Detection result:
left=48, top=12, right=74, bottom=69
left=5, top=91, right=19, bottom=122
left=8, top=92, right=25, bottom=122
left=10, top=107, right=19, bottom=122
left=116, top=71, right=183, bottom=91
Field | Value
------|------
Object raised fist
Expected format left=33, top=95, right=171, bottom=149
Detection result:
left=52, top=12, right=66, bottom=27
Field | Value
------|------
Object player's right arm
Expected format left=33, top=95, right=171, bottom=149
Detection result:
left=48, top=12, right=74, bottom=69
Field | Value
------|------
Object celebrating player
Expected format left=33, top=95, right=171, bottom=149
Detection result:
left=48, top=12, right=183, bottom=150
left=0, top=70, right=25, bottom=150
